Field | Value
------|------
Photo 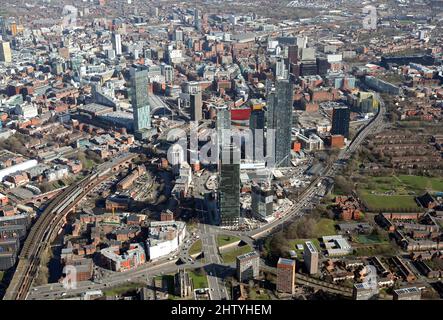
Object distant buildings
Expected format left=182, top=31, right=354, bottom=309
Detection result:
left=276, top=257, right=295, bottom=294
left=111, top=32, right=122, bottom=56
left=303, top=241, right=319, bottom=275
left=0, top=41, right=12, bottom=63
left=331, top=106, right=350, bottom=139
left=236, top=251, right=260, bottom=282
left=364, top=76, right=401, bottom=95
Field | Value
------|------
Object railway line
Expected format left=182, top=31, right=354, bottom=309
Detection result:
left=3, top=153, right=136, bottom=300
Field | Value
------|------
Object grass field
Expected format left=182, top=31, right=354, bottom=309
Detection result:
left=359, top=175, right=443, bottom=195
left=216, top=235, right=240, bottom=247
left=358, top=192, right=419, bottom=211
left=352, top=244, right=397, bottom=257
left=398, top=175, right=443, bottom=192
left=353, top=234, right=387, bottom=245
left=314, top=218, right=337, bottom=237
left=189, top=240, right=202, bottom=255
left=189, top=269, right=209, bottom=289
left=221, top=245, right=253, bottom=264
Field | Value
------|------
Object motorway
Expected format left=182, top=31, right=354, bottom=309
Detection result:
left=13, top=95, right=386, bottom=300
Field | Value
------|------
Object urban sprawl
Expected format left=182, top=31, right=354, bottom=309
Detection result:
left=0, top=0, right=442, bottom=302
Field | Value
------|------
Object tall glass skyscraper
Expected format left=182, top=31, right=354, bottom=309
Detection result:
left=218, top=145, right=241, bottom=227
left=130, top=66, right=151, bottom=136
left=267, top=80, right=293, bottom=167
left=331, top=106, right=350, bottom=138
left=250, top=108, right=265, bottom=161
left=216, top=105, right=231, bottom=153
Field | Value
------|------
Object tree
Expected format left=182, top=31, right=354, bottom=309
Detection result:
left=334, top=176, right=354, bottom=195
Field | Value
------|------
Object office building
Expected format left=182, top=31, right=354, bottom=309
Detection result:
left=190, top=91, right=203, bottom=122
left=162, top=64, right=174, bottom=84
left=393, top=287, right=421, bottom=300
left=0, top=41, right=12, bottom=63
left=251, top=183, right=273, bottom=220
left=174, top=28, right=184, bottom=42
left=288, top=45, right=298, bottom=64
left=276, top=258, right=295, bottom=294
left=317, top=57, right=329, bottom=76
left=275, top=56, right=288, bottom=80
left=174, top=270, right=193, bottom=298
left=300, top=48, right=315, bottom=61
left=236, top=251, right=260, bottom=282
left=267, top=80, right=293, bottom=167
left=303, top=241, right=319, bottom=275
left=296, top=36, right=308, bottom=51
left=130, top=66, right=151, bottom=139
left=111, top=33, right=122, bottom=56
left=218, top=145, right=241, bottom=227
left=331, top=106, right=350, bottom=139
left=300, top=61, right=318, bottom=76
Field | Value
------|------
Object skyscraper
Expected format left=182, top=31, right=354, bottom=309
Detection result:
left=236, top=251, right=260, bottom=283
left=190, top=91, right=202, bottom=122
left=275, top=56, right=288, bottom=80
left=216, top=105, right=231, bottom=152
left=288, top=45, right=299, bottom=64
left=267, top=80, right=293, bottom=167
left=331, top=106, right=350, bottom=138
left=174, top=270, right=193, bottom=298
left=303, top=241, right=319, bottom=275
left=161, top=63, right=174, bottom=84
left=276, top=258, right=295, bottom=294
left=251, top=183, right=273, bottom=220
left=111, top=33, right=122, bottom=56
left=0, top=41, right=12, bottom=63
left=194, top=9, right=201, bottom=30
left=218, top=145, right=240, bottom=227
left=130, top=66, right=151, bottom=138
left=249, top=108, right=265, bottom=161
